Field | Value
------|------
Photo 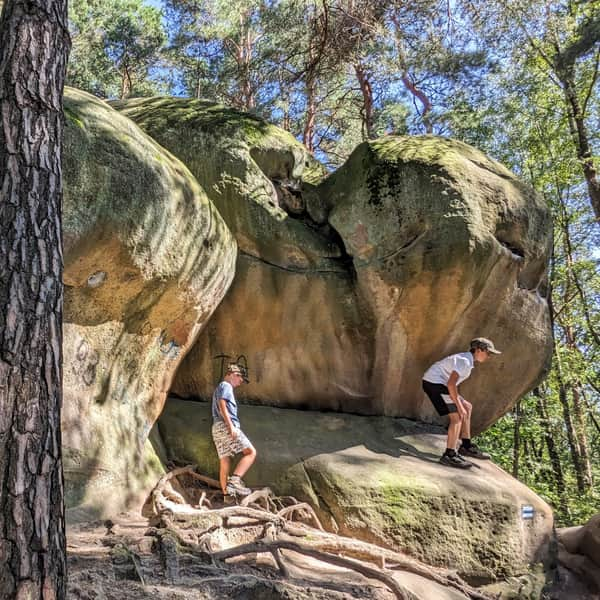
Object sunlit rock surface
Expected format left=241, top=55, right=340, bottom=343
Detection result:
left=62, top=89, right=236, bottom=517
left=159, top=399, right=553, bottom=582
left=117, top=96, right=551, bottom=433
left=557, top=514, right=600, bottom=593
left=320, top=136, right=553, bottom=429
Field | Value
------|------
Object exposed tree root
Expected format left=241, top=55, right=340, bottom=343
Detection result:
left=212, top=539, right=417, bottom=599
left=279, top=524, right=491, bottom=600
left=147, top=465, right=495, bottom=600
left=277, top=502, right=324, bottom=531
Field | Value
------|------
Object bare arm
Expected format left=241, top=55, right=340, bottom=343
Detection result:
left=218, top=398, right=238, bottom=439
left=447, top=371, right=467, bottom=417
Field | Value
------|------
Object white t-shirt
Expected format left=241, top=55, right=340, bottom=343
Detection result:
left=423, top=352, right=474, bottom=386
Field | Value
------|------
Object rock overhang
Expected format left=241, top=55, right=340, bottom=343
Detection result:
left=108, top=98, right=553, bottom=432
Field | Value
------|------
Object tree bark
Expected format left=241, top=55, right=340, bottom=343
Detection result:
left=554, top=351, right=587, bottom=493
left=512, top=400, right=521, bottom=478
left=555, top=205, right=593, bottom=491
left=0, top=1, right=70, bottom=598
left=570, top=384, right=593, bottom=487
left=559, top=67, right=600, bottom=222
left=354, top=62, right=375, bottom=139
left=561, top=323, right=593, bottom=490
left=303, top=72, right=317, bottom=153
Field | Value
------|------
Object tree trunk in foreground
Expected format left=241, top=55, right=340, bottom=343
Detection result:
left=0, top=1, right=70, bottom=597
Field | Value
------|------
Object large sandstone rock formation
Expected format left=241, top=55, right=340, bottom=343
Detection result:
left=321, top=137, right=552, bottom=428
left=62, top=89, right=236, bottom=516
left=116, top=98, right=552, bottom=432
left=159, top=399, right=553, bottom=581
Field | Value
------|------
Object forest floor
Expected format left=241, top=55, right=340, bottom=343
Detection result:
left=66, top=511, right=395, bottom=600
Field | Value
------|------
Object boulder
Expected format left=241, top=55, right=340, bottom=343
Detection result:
left=322, top=137, right=553, bottom=429
left=115, top=97, right=374, bottom=414
left=158, top=398, right=553, bottom=581
left=112, top=97, right=333, bottom=270
left=115, top=98, right=552, bottom=432
left=62, top=89, right=236, bottom=517
left=580, top=514, right=600, bottom=568
left=556, top=514, right=600, bottom=593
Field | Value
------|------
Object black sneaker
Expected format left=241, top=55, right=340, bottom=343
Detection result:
left=440, top=453, right=473, bottom=469
left=459, top=444, right=491, bottom=460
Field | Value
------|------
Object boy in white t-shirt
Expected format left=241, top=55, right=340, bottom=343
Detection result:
left=422, top=338, right=501, bottom=469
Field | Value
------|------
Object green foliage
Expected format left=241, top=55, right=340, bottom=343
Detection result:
left=467, top=1, right=600, bottom=526
left=68, top=0, right=166, bottom=98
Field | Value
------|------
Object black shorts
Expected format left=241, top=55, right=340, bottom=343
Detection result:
left=422, top=380, right=457, bottom=416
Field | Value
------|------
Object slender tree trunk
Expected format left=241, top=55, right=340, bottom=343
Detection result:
left=0, top=1, right=70, bottom=597
left=581, top=386, right=600, bottom=436
left=562, top=323, right=593, bottom=489
left=120, top=63, right=132, bottom=100
left=354, top=62, right=375, bottom=139
left=303, top=72, right=317, bottom=153
left=194, top=60, right=202, bottom=100
left=554, top=352, right=587, bottom=493
left=555, top=205, right=593, bottom=490
left=391, top=15, right=432, bottom=133
left=512, top=400, right=521, bottom=478
left=571, top=384, right=593, bottom=486
left=533, top=389, right=569, bottom=516
left=225, top=12, right=258, bottom=111
left=559, top=66, right=600, bottom=222
left=560, top=202, right=600, bottom=345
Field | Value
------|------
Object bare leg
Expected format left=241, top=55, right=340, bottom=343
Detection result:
left=447, top=413, right=463, bottom=451
left=459, top=400, right=472, bottom=440
left=233, top=445, right=256, bottom=479
left=219, top=456, right=231, bottom=494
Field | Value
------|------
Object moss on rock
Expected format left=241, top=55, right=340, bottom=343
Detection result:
left=159, top=398, right=553, bottom=581
left=62, top=88, right=236, bottom=518
left=113, top=97, right=335, bottom=270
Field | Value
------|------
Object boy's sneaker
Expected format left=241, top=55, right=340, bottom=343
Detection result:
left=440, top=452, right=473, bottom=469
left=226, top=475, right=251, bottom=497
left=459, top=444, right=491, bottom=460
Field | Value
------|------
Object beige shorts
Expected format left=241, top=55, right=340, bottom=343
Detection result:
left=212, top=421, right=252, bottom=458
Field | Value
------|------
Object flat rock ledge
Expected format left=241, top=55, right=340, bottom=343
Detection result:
left=158, top=398, right=553, bottom=582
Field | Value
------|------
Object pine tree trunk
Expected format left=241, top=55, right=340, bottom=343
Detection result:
left=354, top=62, right=375, bottom=140
left=0, top=1, right=70, bottom=597
left=303, top=73, right=317, bottom=153
left=560, top=66, right=600, bottom=222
